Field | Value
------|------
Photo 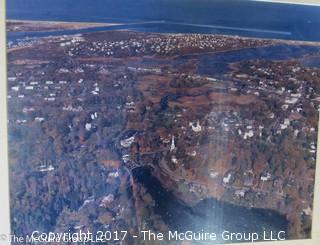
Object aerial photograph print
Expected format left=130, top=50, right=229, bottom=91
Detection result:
left=5, top=0, right=320, bottom=244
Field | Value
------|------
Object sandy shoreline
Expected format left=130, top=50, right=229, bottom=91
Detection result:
left=252, top=0, right=320, bottom=6
left=7, top=19, right=120, bottom=32
left=7, top=19, right=119, bottom=25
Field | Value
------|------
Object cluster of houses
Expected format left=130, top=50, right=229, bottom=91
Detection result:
left=231, top=62, right=320, bottom=142
left=68, top=33, right=270, bottom=57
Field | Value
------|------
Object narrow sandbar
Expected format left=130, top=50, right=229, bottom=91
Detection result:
left=7, top=19, right=120, bottom=32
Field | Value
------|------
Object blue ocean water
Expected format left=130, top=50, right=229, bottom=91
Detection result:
left=6, top=0, right=320, bottom=41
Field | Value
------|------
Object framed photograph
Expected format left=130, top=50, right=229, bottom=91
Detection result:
left=1, top=0, right=320, bottom=244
